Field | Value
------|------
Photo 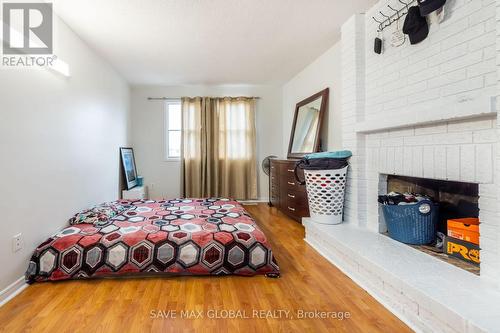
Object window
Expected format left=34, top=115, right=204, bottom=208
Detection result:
left=223, top=99, right=255, bottom=160
left=164, top=100, right=181, bottom=160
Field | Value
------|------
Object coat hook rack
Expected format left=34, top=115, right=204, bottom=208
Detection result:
left=372, top=0, right=416, bottom=32
left=372, top=16, right=384, bottom=32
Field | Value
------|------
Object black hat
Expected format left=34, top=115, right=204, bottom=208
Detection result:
left=403, top=6, right=429, bottom=45
left=417, top=0, right=446, bottom=16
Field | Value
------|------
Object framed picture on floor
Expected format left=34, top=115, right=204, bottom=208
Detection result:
left=120, top=147, right=138, bottom=190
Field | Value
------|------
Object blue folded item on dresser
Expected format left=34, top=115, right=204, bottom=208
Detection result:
left=304, top=150, right=353, bottom=160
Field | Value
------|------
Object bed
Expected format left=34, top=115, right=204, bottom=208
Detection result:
left=25, top=198, right=279, bottom=283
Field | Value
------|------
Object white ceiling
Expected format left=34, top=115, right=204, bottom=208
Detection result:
left=54, top=0, right=377, bottom=85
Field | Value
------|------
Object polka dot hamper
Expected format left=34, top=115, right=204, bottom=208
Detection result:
left=304, top=166, right=348, bottom=224
left=294, top=151, right=352, bottom=225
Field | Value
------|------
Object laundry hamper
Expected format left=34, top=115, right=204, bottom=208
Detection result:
left=295, top=151, right=352, bottom=225
left=303, top=167, right=348, bottom=224
left=382, top=200, right=438, bottom=245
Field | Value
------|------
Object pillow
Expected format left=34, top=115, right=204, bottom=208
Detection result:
left=69, top=201, right=129, bottom=226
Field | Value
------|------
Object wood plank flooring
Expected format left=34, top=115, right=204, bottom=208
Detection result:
left=0, top=204, right=411, bottom=333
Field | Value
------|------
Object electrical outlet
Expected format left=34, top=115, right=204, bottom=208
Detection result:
left=12, top=233, right=23, bottom=252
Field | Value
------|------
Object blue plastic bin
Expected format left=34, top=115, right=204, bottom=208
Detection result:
left=382, top=200, right=438, bottom=245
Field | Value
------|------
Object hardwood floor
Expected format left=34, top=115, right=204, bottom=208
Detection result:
left=0, top=204, right=411, bottom=333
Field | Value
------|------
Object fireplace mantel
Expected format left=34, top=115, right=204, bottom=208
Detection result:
left=355, top=96, right=496, bottom=134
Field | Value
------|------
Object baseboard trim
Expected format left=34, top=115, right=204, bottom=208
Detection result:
left=0, top=276, right=28, bottom=308
left=238, top=198, right=269, bottom=204
left=304, top=237, right=423, bottom=333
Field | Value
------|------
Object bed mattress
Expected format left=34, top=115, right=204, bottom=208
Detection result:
left=26, top=198, right=279, bottom=283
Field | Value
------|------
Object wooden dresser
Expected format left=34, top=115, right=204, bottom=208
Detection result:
left=269, top=159, right=309, bottom=222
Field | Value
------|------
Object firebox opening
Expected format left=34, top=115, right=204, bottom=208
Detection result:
left=382, top=175, right=480, bottom=275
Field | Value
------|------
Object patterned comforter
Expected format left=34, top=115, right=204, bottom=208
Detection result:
left=26, top=198, right=279, bottom=283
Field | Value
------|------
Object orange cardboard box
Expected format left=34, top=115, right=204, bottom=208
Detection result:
left=447, top=218, right=480, bottom=245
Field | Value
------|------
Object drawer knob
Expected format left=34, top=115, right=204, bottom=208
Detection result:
left=287, top=181, right=295, bottom=185
left=288, top=194, right=295, bottom=198
left=288, top=207, right=296, bottom=211
left=287, top=169, right=294, bottom=172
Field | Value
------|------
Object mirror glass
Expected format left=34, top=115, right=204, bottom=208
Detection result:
left=290, top=97, right=323, bottom=154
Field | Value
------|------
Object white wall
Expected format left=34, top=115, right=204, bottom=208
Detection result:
left=0, top=16, right=130, bottom=291
left=282, top=42, right=343, bottom=154
left=131, top=84, right=282, bottom=201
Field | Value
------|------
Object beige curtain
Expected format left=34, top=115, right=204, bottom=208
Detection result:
left=181, top=97, right=257, bottom=200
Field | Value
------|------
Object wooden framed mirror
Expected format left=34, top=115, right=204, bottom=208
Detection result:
left=287, top=88, right=329, bottom=159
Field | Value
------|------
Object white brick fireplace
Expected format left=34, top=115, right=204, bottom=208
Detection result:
left=364, top=116, right=498, bottom=274
left=305, top=1, right=500, bottom=332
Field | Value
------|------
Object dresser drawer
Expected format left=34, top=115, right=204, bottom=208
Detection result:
left=282, top=176, right=299, bottom=190
left=282, top=164, right=296, bottom=175
left=269, top=158, right=310, bottom=222
left=280, top=163, right=305, bottom=183
left=285, top=186, right=309, bottom=220
left=279, top=160, right=297, bottom=173
left=283, top=203, right=309, bottom=220
left=280, top=162, right=300, bottom=184
left=285, top=192, right=308, bottom=208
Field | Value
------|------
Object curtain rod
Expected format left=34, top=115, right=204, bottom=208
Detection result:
left=147, top=96, right=260, bottom=101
